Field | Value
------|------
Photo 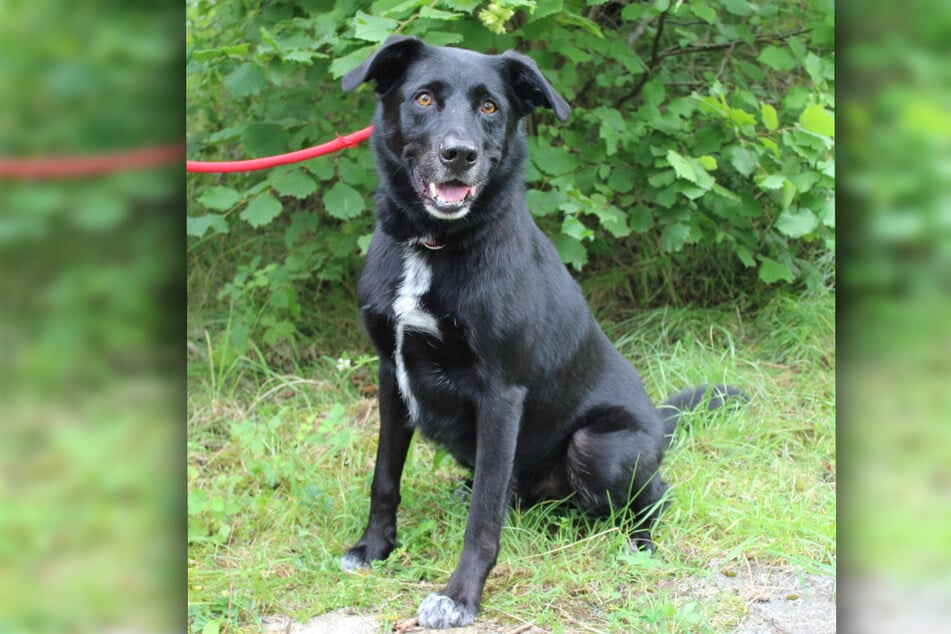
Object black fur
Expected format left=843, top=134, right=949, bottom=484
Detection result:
left=338, top=37, right=742, bottom=629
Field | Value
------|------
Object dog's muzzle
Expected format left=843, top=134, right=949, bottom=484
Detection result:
left=421, top=179, right=476, bottom=220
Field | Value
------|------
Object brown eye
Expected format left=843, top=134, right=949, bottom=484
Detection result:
left=481, top=100, right=497, bottom=115
left=416, top=92, right=433, bottom=107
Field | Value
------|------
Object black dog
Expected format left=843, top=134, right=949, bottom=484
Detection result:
left=339, top=36, right=739, bottom=629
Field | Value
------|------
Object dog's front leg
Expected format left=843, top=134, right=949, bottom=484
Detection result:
left=340, top=359, right=413, bottom=571
left=417, top=385, right=526, bottom=629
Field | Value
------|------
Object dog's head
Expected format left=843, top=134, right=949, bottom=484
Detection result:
left=343, top=36, right=569, bottom=233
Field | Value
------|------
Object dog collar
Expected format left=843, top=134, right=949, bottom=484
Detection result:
left=412, top=236, right=445, bottom=251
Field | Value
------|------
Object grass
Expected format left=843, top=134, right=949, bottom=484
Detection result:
left=186, top=290, right=835, bottom=633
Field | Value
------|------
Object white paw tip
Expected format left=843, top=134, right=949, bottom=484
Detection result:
left=416, top=592, right=476, bottom=629
left=339, top=552, right=369, bottom=573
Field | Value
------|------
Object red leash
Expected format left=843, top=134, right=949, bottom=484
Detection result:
left=186, top=126, right=374, bottom=173
left=0, top=144, right=185, bottom=179
left=0, top=126, right=374, bottom=179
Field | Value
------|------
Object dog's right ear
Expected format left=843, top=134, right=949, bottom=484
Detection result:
left=342, top=35, right=426, bottom=94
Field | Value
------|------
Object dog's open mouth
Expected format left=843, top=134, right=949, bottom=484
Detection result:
left=421, top=179, right=476, bottom=220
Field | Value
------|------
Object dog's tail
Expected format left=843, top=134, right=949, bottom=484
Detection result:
left=659, top=384, right=747, bottom=442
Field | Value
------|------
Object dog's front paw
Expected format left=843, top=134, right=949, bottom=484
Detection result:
left=339, top=549, right=371, bottom=573
left=416, top=592, right=476, bottom=629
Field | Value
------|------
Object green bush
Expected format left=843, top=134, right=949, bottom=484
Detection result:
left=186, top=0, right=834, bottom=355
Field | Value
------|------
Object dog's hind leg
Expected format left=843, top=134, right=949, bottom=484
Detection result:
left=565, top=406, right=670, bottom=552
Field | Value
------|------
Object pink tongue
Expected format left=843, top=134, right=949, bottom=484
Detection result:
left=435, top=182, right=471, bottom=203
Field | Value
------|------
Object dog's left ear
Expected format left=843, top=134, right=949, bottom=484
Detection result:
left=501, top=51, right=571, bottom=123
left=342, top=35, right=426, bottom=94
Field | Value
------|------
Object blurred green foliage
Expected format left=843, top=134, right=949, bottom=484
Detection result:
left=1, top=1, right=183, bottom=632
left=840, top=1, right=951, bottom=296
left=186, top=0, right=835, bottom=361
left=838, top=1, right=951, bottom=627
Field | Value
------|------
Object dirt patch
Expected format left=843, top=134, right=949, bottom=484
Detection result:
left=265, top=561, right=835, bottom=633
left=663, top=558, right=836, bottom=633
left=263, top=612, right=379, bottom=634
left=263, top=612, right=541, bottom=634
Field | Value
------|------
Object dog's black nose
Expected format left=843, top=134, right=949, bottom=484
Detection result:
left=439, top=136, right=478, bottom=171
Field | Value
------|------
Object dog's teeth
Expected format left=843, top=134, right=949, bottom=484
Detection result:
left=429, top=182, right=438, bottom=198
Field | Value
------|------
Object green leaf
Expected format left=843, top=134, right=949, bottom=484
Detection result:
left=630, top=205, right=653, bottom=232
left=720, top=0, right=754, bottom=16
left=699, top=155, right=718, bottom=171
left=688, top=158, right=716, bottom=191
left=799, top=104, right=835, bottom=138
left=662, top=223, right=691, bottom=252
left=654, top=186, right=678, bottom=208
left=268, top=169, right=317, bottom=199
left=208, top=126, right=241, bottom=144
left=788, top=36, right=807, bottom=62
left=561, top=216, right=593, bottom=242
left=322, top=182, right=366, bottom=219
left=607, top=169, right=635, bottom=193
left=357, top=233, right=374, bottom=255
left=526, top=188, right=567, bottom=217
left=187, top=214, right=229, bottom=238
left=202, top=618, right=221, bottom=634
left=620, top=3, right=646, bottom=21
left=690, top=1, right=717, bottom=24
left=711, top=183, right=740, bottom=202
left=241, top=193, right=283, bottom=227
left=781, top=179, right=797, bottom=211
left=759, top=136, right=780, bottom=157
left=532, top=144, right=577, bottom=176
left=761, top=103, right=779, bottom=131
left=420, top=31, right=464, bottom=47
left=353, top=11, right=399, bottom=43
left=555, top=233, right=588, bottom=270
left=757, top=45, right=797, bottom=71
left=666, top=150, right=697, bottom=183
left=730, top=146, right=757, bottom=176
left=442, top=1, right=484, bottom=13
left=243, top=123, right=286, bottom=157
left=190, top=44, right=251, bottom=61
left=282, top=49, right=325, bottom=64
left=679, top=185, right=707, bottom=200
left=642, top=80, right=666, bottom=107
left=223, top=63, right=266, bottom=98
left=735, top=245, right=755, bottom=267
left=592, top=204, right=631, bottom=238
left=555, top=12, right=604, bottom=38
left=804, top=52, right=825, bottom=86
left=776, top=207, right=818, bottom=238
left=757, top=174, right=786, bottom=190
left=758, top=257, right=795, bottom=284
left=419, top=7, right=463, bottom=21
left=730, top=107, right=757, bottom=129
left=818, top=197, right=835, bottom=228
left=606, top=39, right=645, bottom=74
left=648, top=170, right=676, bottom=188
left=198, top=186, right=242, bottom=211
left=593, top=106, right=626, bottom=156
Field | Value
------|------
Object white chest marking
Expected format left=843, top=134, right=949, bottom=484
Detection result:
left=393, top=247, right=440, bottom=422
